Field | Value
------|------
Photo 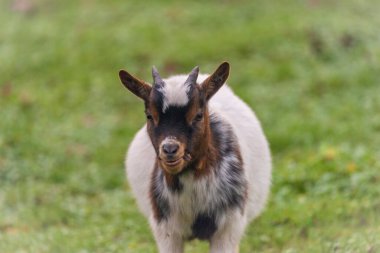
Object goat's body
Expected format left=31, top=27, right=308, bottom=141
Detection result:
left=126, top=74, right=271, bottom=252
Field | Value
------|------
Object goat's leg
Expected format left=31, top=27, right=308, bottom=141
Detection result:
left=210, top=235, right=241, bottom=253
left=156, top=235, right=184, bottom=253
left=150, top=217, right=184, bottom=253
left=209, top=212, right=246, bottom=253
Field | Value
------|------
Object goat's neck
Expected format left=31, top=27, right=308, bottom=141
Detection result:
left=191, top=114, right=218, bottom=177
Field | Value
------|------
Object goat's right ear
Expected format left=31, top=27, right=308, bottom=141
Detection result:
left=201, top=62, right=230, bottom=101
left=119, top=70, right=152, bottom=101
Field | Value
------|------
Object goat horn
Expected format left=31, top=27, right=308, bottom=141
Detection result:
left=152, top=66, right=165, bottom=88
left=185, top=66, right=199, bottom=86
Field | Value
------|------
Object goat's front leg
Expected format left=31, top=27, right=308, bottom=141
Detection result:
left=209, top=211, right=246, bottom=253
left=210, top=235, right=241, bottom=253
left=156, top=233, right=184, bottom=253
left=150, top=217, right=184, bottom=253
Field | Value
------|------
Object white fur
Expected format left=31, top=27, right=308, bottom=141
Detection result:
left=157, top=75, right=191, bottom=112
left=150, top=170, right=246, bottom=253
left=126, top=74, right=272, bottom=252
left=159, top=136, right=178, bottom=151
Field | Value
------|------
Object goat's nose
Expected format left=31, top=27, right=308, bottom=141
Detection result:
left=162, top=143, right=179, bottom=155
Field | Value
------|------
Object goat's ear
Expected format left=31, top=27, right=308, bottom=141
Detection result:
left=201, top=62, right=230, bottom=100
left=119, top=70, right=152, bottom=101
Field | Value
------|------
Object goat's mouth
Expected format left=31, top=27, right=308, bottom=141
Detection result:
left=158, top=153, right=190, bottom=174
left=159, top=152, right=192, bottom=166
left=163, top=157, right=182, bottom=167
left=158, top=151, right=192, bottom=174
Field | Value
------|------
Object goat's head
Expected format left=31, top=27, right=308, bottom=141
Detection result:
left=119, top=62, right=229, bottom=175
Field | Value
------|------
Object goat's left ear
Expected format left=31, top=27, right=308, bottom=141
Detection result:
left=119, top=70, right=152, bottom=102
left=201, top=62, right=230, bottom=100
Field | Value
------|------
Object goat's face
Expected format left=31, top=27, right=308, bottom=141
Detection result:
left=145, top=78, right=204, bottom=174
left=119, top=62, right=230, bottom=175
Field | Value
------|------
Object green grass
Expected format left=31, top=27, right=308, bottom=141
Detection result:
left=1, top=0, right=380, bottom=252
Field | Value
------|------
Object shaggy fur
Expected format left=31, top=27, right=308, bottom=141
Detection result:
left=123, top=68, right=271, bottom=253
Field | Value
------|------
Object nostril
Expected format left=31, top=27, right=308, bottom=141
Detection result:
left=163, top=143, right=179, bottom=155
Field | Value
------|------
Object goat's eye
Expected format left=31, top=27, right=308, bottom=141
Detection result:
left=146, top=114, right=153, bottom=120
left=194, top=113, right=203, bottom=121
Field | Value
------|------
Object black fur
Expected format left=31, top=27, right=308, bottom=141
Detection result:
left=167, top=175, right=183, bottom=193
left=191, top=213, right=217, bottom=240
left=210, top=114, right=247, bottom=213
left=155, top=106, right=192, bottom=138
left=150, top=168, right=170, bottom=222
left=150, top=112, right=247, bottom=234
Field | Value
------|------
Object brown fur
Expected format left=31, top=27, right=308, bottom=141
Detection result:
left=120, top=62, right=231, bottom=184
left=119, top=70, right=151, bottom=101
left=201, top=62, right=230, bottom=100
left=190, top=104, right=218, bottom=179
left=149, top=163, right=163, bottom=221
left=148, top=103, right=160, bottom=126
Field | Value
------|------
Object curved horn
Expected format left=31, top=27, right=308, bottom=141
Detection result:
left=152, top=66, right=165, bottom=88
left=185, top=66, right=199, bottom=86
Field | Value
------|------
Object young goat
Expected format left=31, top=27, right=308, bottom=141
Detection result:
left=119, top=62, right=271, bottom=253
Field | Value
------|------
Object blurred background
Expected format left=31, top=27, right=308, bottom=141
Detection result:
left=1, top=0, right=379, bottom=252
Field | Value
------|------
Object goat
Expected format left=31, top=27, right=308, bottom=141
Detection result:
left=118, top=62, right=271, bottom=253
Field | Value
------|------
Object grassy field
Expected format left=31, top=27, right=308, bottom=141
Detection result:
left=1, top=0, right=380, bottom=252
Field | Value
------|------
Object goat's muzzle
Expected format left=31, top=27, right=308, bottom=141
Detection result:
left=158, top=138, right=187, bottom=174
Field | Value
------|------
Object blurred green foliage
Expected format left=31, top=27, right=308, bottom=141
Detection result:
left=1, top=0, right=380, bottom=252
